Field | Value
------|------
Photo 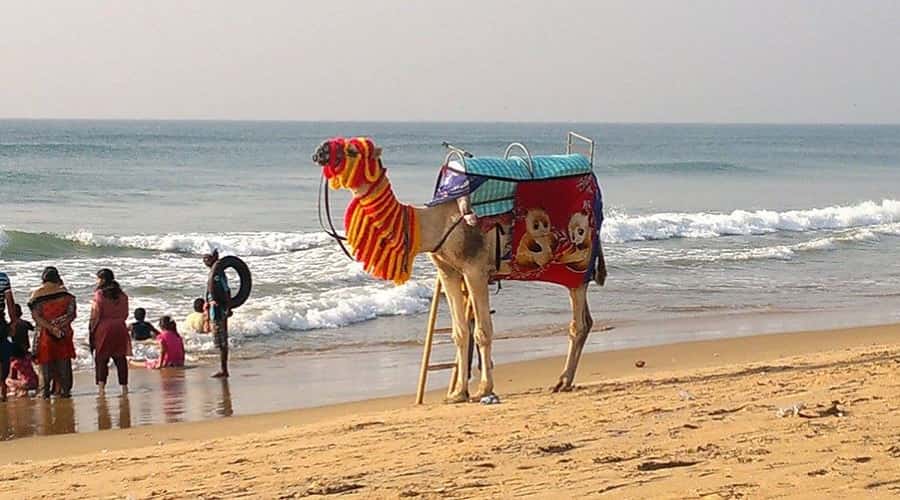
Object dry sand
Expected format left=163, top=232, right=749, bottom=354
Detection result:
left=3, top=323, right=900, bottom=499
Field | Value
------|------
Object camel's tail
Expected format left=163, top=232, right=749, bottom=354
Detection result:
left=593, top=245, right=607, bottom=287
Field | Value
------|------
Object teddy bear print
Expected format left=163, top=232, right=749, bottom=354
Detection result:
left=515, top=208, right=556, bottom=270
left=558, top=211, right=592, bottom=272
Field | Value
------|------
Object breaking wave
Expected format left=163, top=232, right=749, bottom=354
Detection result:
left=66, top=230, right=335, bottom=256
left=601, top=199, right=900, bottom=243
left=612, top=224, right=897, bottom=265
left=2, top=200, right=899, bottom=260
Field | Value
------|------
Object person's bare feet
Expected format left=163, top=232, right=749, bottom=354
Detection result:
left=211, top=371, right=229, bottom=378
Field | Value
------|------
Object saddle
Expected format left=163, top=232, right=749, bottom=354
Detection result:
left=429, top=153, right=593, bottom=217
left=426, top=134, right=604, bottom=289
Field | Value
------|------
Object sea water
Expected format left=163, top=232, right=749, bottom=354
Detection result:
left=1, top=120, right=899, bottom=371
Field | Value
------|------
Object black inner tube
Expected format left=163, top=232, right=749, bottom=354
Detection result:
left=209, top=255, right=252, bottom=310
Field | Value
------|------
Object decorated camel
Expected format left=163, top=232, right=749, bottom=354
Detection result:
left=312, top=136, right=606, bottom=402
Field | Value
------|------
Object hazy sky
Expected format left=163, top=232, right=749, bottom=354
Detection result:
left=2, top=1, right=898, bottom=122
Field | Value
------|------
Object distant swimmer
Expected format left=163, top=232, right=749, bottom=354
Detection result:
left=185, top=298, right=209, bottom=334
left=128, top=307, right=160, bottom=342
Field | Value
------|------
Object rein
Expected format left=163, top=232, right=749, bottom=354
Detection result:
left=317, top=174, right=354, bottom=260
left=429, top=215, right=464, bottom=253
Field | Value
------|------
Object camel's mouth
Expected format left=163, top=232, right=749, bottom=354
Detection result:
left=313, top=137, right=385, bottom=188
left=312, top=139, right=347, bottom=173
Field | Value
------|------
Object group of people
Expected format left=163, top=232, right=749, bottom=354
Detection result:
left=0, top=250, right=233, bottom=402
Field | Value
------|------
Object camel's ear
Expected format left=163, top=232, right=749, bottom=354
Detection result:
left=372, top=147, right=383, bottom=159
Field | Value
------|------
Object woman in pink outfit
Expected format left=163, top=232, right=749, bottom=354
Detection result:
left=146, top=316, right=185, bottom=369
left=89, top=269, right=130, bottom=395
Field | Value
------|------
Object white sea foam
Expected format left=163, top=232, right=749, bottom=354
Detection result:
left=601, top=199, right=900, bottom=243
left=612, top=225, right=883, bottom=264
left=51, top=200, right=900, bottom=255
left=230, top=280, right=433, bottom=335
left=872, top=222, right=900, bottom=236
left=67, top=230, right=334, bottom=256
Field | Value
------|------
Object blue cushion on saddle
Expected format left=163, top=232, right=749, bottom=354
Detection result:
left=454, top=154, right=592, bottom=217
left=455, top=154, right=592, bottom=180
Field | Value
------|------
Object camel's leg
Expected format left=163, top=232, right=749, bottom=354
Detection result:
left=553, top=284, right=594, bottom=393
left=436, top=268, right=472, bottom=404
left=464, top=273, right=494, bottom=399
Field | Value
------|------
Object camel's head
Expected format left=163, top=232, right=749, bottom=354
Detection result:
left=312, top=137, right=384, bottom=192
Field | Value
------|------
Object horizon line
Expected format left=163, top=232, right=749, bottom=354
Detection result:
left=1, top=117, right=899, bottom=127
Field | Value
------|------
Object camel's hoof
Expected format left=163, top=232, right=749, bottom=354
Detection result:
left=470, top=383, right=494, bottom=402
left=551, top=377, right=573, bottom=393
left=444, top=392, right=469, bottom=405
left=470, top=390, right=494, bottom=402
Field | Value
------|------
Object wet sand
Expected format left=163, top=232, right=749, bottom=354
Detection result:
left=2, top=322, right=900, bottom=498
left=3, top=307, right=896, bottom=442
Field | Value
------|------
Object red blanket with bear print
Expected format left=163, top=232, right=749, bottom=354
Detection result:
left=495, top=174, right=603, bottom=289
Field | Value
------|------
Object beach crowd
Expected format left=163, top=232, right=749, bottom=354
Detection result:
left=0, top=251, right=232, bottom=402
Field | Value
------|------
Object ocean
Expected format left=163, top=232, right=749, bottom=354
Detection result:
left=2, top=120, right=899, bottom=371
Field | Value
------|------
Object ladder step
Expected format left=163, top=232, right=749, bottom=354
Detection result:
left=427, top=362, right=457, bottom=371
left=434, top=327, right=453, bottom=334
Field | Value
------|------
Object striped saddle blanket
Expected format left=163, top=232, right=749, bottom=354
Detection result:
left=428, top=154, right=593, bottom=217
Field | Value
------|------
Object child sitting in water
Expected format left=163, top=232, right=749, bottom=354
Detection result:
left=5, top=345, right=38, bottom=397
left=145, top=316, right=185, bottom=369
left=185, top=298, right=208, bottom=333
left=128, top=308, right=159, bottom=341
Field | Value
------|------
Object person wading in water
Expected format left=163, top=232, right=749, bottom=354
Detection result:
left=0, top=270, right=20, bottom=402
left=29, top=267, right=77, bottom=398
left=203, top=250, right=231, bottom=378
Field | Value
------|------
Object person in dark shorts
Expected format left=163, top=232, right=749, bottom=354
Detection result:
left=12, top=304, right=34, bottom=353
left=0, top=270, right=20, bottom=402
left=203, top=250, right=231, bottom=378
left=0, top=331, right=11, bottom=402
left=128, top=308, right=159, bottom=341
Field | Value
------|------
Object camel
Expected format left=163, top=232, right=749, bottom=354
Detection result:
left=312, top=137, right=606, bottom=402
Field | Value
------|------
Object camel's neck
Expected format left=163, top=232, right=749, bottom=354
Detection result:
left=343, top=178, right=420, bottom=284
left=412, top=202, right=461, bottom=254
left=343, top=177, right=458, bottom=283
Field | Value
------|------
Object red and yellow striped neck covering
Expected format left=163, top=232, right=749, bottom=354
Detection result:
left=324, top=137, right=420, bottom=284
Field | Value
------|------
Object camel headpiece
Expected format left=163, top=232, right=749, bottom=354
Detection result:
left=312, top=137, right=384, bottom=190
left=312, top=137, right=418, bottom=285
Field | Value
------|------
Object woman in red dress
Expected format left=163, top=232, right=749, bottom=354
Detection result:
left=89, top=268, right=130, bottom=395
left=28, top=266, right=77, bottom=399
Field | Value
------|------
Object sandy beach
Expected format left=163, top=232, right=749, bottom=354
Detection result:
left=4, top=1, right=899, bottom=498
left=2, top=322, right=899, bottom=498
